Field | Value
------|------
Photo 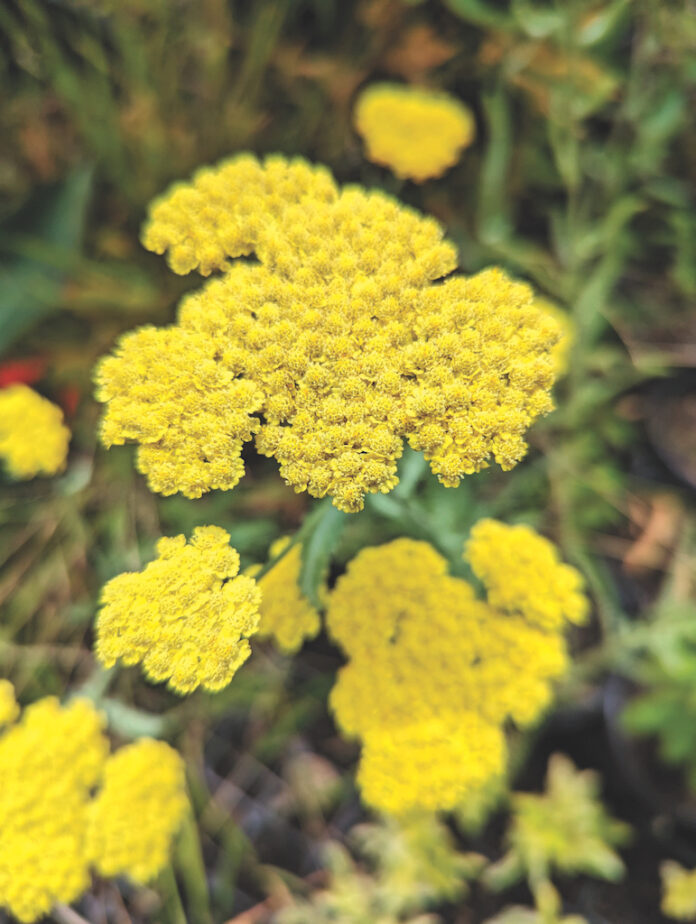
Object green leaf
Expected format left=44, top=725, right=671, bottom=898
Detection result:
left=298, top=500, right=346, bottom=609
left=443, top=0, right=512, bottom=29
left=0, top=165, right=93, bottom=354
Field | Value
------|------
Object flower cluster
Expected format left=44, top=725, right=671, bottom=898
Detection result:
left=251, top=538, right=321, bottom=653
left=0, top=385, right=70, bottom=479
left=354, top=83, right=475, bottom=181
left=86, top=739, right=188, bottom=884
left=661, top=862, right=696, bottom=921
left=325, top=522, right=587, bottom=814
left=533, top=296, right=574, bottom=376
left=95, top=526, right=261, bottom=694
left=96, top=154, right=561, bottom=512
left=0, top=690, right=187, bottom=923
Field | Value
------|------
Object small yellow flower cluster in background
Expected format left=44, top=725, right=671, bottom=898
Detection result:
left=0, top=689, right=187, bottom=923
left=661, top=862, right=696, bottom=921
left=467, top=519, right=588, bottom=632
left=533, top=297, right=574, bottom=376
left=0, top=385, right=70, bottom=479
left=86, top=739, right=188, bottom=884
left=97, top=154, right=562, bottom=513
left=354, top=83, right=475, bottom=181
left=95, top=526, right=261, bottom=694
left=250, top=538, right=321, bottom=653
left=0, top=681, right=18, bottom=726
left=325, top=522, right=587, bottom=814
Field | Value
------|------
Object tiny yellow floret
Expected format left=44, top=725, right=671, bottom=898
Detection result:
left=0, top=697, right=108, bottom=922
left=354, top=83, right=475, bottom=181
left=0, top=681, right=18, bottom=727
left=326, top=526, right=587, bottom=814
left=87, top=738, right=188, bottom=884
left=0, top=385, right=69, bottom=479
left=95, top=525, right=261, bottom=693
left=466, top=519, right=588, bottom=631
left=662, top=862, right=696, bottom=921
left=252, top=538, right=321, bottom=653
left=96, top=154, right=561, bottom=512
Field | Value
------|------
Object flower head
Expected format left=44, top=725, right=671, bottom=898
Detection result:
left=466, top=519, right=588, bottom=631
left=0, top=385, right=70, bottom=479
left=87, top=738, right=187, bottom=884
left=251, top=538, right=321, bottom=653
left=96, top=155, right=561, bottom=512
left=0, top=696, right=108, bottom=922
left=326, top=527, right=587, bottom=814
left=95, top=525, right=261, bottom=693
left=354, top=83, right=475, bottom=181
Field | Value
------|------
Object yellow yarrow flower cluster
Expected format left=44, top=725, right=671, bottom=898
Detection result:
left=533, top=297, right=574, bottom=376
left=354, top=83, right=475, bottom=181
left=661, top=862, right=696, bottom=921
left=466, top=519, right=588, bottom=632
left=86, top=739, right=188, bottom=884
left=0, top=385, right=69, bottom=479
left=95, top=525, right=261, bottom=694
left=251, top=538, right=321, bottom=654
left=96, top=154, right=561, bottom=513
left=326, top=523, right=587, bottom=814
left=0, top=690, right=187, bottom=923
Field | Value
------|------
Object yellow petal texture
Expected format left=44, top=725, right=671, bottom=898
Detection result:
left=252, top=538, right=321, bottom=654
left=87, top=738, right=188, bottom=884
left=0, top=697, right=109, bottom=923
left=97, top=154, right=562, bottom=512
left=95, top=525, right=261, bottom=693
left=466, top=518, right=588, bottom=631
left=0, top=681, right=18, bottom=727
left=533, top=296, right=574, bottom=376
left=354, top=83, right=475, bottom=181
left=0, top=385, right=70, bottom=479
left=326, top=527, right=586, bottom=814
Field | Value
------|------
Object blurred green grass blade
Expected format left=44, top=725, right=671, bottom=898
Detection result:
left=0, top=166, right=93, bottom=354
left=477, top=86, right=513, bottom=244
left=298, top=500, right=346, bottom=609
left=443, top=0, right=513, bottom=29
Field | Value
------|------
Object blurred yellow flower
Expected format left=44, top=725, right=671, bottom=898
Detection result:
left=87, top=738, right=187, bottom=884
left=354, top=83, right=475, bottom=181
left=0, top=696, right=108, bottom=923
left=0, top=681, right=18, bottom=727
left=661, top=861, right=696, bottom=921
left=0, top=385, right=69, bottom=479
left=466, top=519, right=588, bottom=632
left=97, top=154, right=562, bottom=512
left=95, top=525, right=261, bottom=694
left=326, top=527, right=586, bottom=814
left=533, top=297, right=574, bottom=376
left=251, top=538, right=321, bottom=654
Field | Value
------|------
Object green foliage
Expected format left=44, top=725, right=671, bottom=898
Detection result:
left=485, top=755, right=629, bottom=893
left=278, top=814, right=484, bottom=923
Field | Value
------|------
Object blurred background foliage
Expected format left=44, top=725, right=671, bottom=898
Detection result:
left=1, top=0, right=696, bottom=921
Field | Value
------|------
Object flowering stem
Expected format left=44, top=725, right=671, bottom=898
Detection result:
left=53, top=905, right=91, bottom=924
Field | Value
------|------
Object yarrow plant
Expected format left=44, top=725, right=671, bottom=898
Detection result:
left=95, top=525, right=261, bottom=693
left=325, top=522, right=587, bottom=814
left=0, top=385, right=70, bottom=479
left=354, top=83, right=476, bottom=182
left=0, top=687, right=187, bottom=922
left=95, top=154, right=562, bottom=513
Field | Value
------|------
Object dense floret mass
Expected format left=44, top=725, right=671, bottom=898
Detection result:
left=0, top=697, right=108, bottom=922
left=661, top=862, right=696, bottom=921
left=0, top=690, right=189, bottom=922
left=466, top=519, right=588, bottom=631
left=95, top=526, right=261, bottom=693
left=87, top=739, right=187, bottom=883
left=326, top=528, right=587, bottom=813
left=96, top=154, right=561, bottom=512
left=251, top=538, right=321, bottom=653
left=0, top=385, right=70, bottom=479
left=354, top=83, right=475, bottom=181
